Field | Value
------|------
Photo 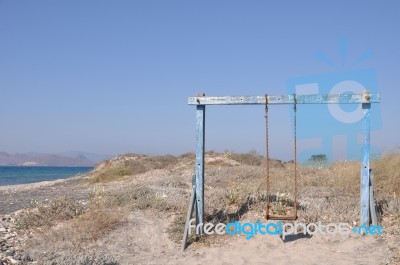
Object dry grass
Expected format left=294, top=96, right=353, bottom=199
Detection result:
left=225, top=150, right=264, bottom=166
left=168, top=153, right=399, bottom=249
left=16, top=189, right=126, bottom=262
left=56, top=207, right=125, bottom=248
left=37, top=251, right=119, bottom=265
left=100, top=186, right=185, bottom=212
left=21, top=200, right=126, bottom=262
left=13, top=151, right=400, bottom=264
left=374, top=154, right=400, bottom=196
left=80, top=151, right=400, bottom=218
left=87, top=153, right=178, bottom=183
left=26, top=207, right=125, bottom=250
left=36, top=152, right=400, bottom=235
left=16, top=197, right=85, bottom=231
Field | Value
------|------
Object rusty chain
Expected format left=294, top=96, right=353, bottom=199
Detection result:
left=265, top=94, right=270, bottom=218
left=265, top=94, right=298, bottom=220
left=293, top=94, right=298, bottom=219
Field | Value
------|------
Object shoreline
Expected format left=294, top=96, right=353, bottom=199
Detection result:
left=0, top=175, right=90, bottom=214
left=0, top=174, right=85, bottom=191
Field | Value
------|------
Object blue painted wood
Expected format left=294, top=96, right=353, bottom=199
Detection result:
left=369, top=170, right=377, bottom=226
left=182, top=179, right=196, bottom=251
left=188, top=93, right=380, bottom=105
left=361, top=103, right=371, bottom=226
left=195, top=104, right=205, bottom=234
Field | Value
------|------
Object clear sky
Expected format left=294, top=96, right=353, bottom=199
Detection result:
left=0, top=1, right=399, bottom=161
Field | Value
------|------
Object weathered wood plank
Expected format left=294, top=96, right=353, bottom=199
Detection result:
left=361, top=103, right=371, bottom=226
left=182, top=180, right=196, bottom=251
left=188, top=93, right=380, bottom=105
left=369, top=170, right=378, bottom=226
left=195, top=104, right=205, bottom=234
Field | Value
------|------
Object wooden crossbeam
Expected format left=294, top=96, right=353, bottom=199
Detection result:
left=188, top=93, right=380, bottom=105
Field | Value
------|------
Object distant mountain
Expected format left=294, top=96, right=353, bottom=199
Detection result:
left=0, top=152, right=95, bottom=166
left=57, top=151, right=113, bottom=163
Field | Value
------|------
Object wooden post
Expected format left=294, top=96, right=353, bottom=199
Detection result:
left=182, top=177, right=196, bottom=251
left=370, top=170, right=378, bottom=226
left=361, top=102, right=371, bottom=226
left=195, top=93, right=205, bottom=234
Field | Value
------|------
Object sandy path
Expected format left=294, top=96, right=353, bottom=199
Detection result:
left=93, top=211, right=389, bottom=265
left=182, top=233, right=387, bottom=265
left=96, top=211, right=180, bottom=265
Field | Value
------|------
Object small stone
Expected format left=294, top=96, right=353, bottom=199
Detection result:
left=4, top=234, right=14, bottom=240
left=5, top=249, right=15, bottom=256
left=21, top=254, right=32, bottom=262
left=13, top=254, right=21, bottom=260
left=0, top=228, right=6, bottom=233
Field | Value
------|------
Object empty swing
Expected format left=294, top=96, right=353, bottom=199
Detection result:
left=265, top=94, right=298, bottom=221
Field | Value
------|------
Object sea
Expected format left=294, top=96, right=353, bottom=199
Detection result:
left=0, top=166, right=93, bottom=186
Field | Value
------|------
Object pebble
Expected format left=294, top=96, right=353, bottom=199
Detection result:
left=21, top=254, right=32, bottom=262
left=4, top=235, right=14, bottom=240
left=5, top=249, right=15, bottom=257
left=0, top=214, right=30, bottom=264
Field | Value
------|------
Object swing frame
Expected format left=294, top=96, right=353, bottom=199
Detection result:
left=183, top=92, right=380, bottom=244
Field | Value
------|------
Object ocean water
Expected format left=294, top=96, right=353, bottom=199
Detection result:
left=0, top=166, right=93, bottom=186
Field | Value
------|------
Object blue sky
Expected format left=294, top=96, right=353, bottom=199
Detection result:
left=0, top=1, right=399, bottom=161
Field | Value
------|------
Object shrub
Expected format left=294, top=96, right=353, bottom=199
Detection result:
left=88, top=154, right=178, bottom=183
left=16, top=197, right=84, bottom=231
left=303, top=154, right=329, bottom=167
left=38, top=251, right=119, bottom=265
left=228, top=151, right=264, bottom=166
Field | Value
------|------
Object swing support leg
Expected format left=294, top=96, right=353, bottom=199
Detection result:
left=195, top=95, right=205, bottom=233
left=361, top=103, right=371, bottom=226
